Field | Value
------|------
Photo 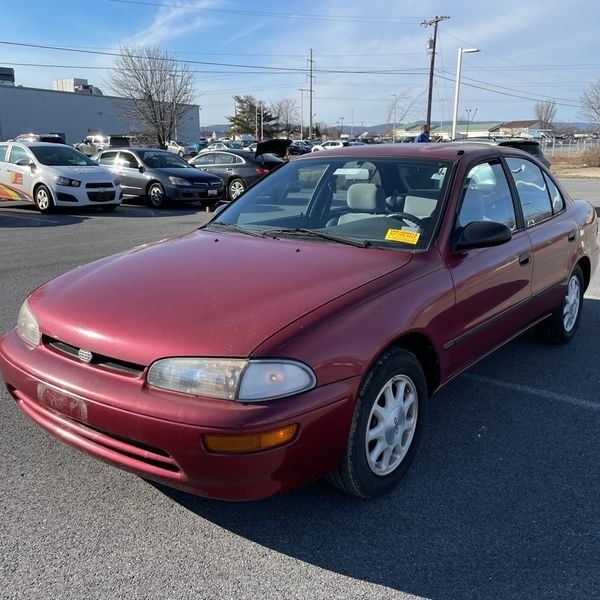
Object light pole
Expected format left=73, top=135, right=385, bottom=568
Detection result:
left=351, top=108, right=354, bottom=138
left=451, top=48, right=480, bottom=140
left=340, top=116, right=344, bottom=136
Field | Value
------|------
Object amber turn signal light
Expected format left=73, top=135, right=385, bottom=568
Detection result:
left=203, top=424, right=298, bottom=454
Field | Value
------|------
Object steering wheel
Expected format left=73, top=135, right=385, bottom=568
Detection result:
left=386, top=212, right=426, bottom=229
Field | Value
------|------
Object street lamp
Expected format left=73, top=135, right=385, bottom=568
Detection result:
left=340, top=116, right=344, bottom=136
left=351, top=108, right=354, bottom=138
left=451, top=48, right=480, bottom=140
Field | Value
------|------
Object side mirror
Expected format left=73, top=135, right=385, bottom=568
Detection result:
left=455, top=220, right=512, bottom=251
left=212, top=204, right=227, bottom=216
left=138, top=165, right=145, bottom=173
left=15, top=158, right=34, bottom=168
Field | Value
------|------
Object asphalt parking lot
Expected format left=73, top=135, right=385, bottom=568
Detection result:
left=1, top=184, right=599, bottom=600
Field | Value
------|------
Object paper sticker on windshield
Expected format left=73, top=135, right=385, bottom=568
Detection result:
left=385, top=229, right=420, bottom=244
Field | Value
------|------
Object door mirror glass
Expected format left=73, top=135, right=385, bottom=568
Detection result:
left=15, top=158, right=33, bottom=167
left=455, top=220, right=512, bottom=251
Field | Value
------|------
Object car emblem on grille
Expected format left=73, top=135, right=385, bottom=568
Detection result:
left=78, top=349, right=93, bottom=363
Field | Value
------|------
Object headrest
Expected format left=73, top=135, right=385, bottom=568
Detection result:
left=347, top=183, right=383, bottom=211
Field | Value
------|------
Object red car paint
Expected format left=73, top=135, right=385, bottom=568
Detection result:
left=1, top=144, right=598, bottom=500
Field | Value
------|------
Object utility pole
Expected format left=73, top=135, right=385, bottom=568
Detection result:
left=422, top=15, right=449, bottom=131
left=260, top=103, right=264, bottom=140
left=308, top=49, right=315, bottom=138
left=299, top=88, right=308, bottom=139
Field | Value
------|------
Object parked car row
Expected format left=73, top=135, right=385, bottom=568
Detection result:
left=0, top=136, right=554, bottom=213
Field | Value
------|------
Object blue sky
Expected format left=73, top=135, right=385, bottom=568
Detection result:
left=2, top=0, right=600, bottom=129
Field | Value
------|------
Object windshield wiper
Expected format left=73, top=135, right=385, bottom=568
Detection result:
left=204, top=222, right=265, bottom=238
left=263, top=228, right=371, bottom=248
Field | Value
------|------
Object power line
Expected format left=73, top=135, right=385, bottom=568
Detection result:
left=104, top=0, right=425, bottom=24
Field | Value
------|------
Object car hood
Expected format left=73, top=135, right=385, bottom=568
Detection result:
left=156, top=168, right=222, bottom=183
left=49, top=165, right=115, bottom=181
left=30, top=230, right=412, bottom=365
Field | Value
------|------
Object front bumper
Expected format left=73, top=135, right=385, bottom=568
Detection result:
left=166, top=184, right=224, bottom=203
left=53, top=183, right=123, bottom=207
left=0, top=331, right=358, bottom=500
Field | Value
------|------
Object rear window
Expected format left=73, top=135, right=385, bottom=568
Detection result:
left=504, top=142, right=542, bottom=156
left=108, top=136, right=131, bottom=147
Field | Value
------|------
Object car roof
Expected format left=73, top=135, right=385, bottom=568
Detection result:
left=293, top=142, right=536, bottom=162
left=8, top=141, right=69, bottom=147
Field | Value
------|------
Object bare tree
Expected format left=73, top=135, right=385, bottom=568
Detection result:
left=387, top=91, right=423, bottom=137
left=581, top=80, right=600, bottom=130
left=271, top=98, right=299, bottom=138
left=534, top=99, right=557, bottom=128
left=111, top=44, right=196, bottom=148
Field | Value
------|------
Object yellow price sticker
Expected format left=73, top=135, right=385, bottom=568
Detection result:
left=385, top=229, right=421, bottom=244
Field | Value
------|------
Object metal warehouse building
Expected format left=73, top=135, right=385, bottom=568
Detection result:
left=0, top=84, right=200, bottom=144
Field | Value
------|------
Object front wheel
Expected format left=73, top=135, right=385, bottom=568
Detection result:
left=228, top=178, right=246, bottom=200
left=535, top=265, right=584, bottom=344
left=35, top=185, right=55, bottom=214
left=328, top=348, right=427, bottom=498
left=147, top=183, right=167, bottom=209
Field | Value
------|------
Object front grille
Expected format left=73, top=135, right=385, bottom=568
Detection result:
left=192, top=182, right=208, bottom=188
left=87, top=191, right=116, bottom=202
left=209, top=181, right=221, bottom=187
left=44, top=336, right=145, bottom=376
left=86, top=182, right=114, bottom=189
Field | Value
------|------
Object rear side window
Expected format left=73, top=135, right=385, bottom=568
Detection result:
left=0, top=144, right=7, bottom=161
left=544, top=174, right=565, bottom=214
left=506, top=157, right=552, bottom=227
left=458, top=160, right=516, bottom=230
left=213, top=153, right=235, bottom=165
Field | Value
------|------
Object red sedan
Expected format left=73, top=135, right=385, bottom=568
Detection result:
left=1, top=144, right=598, bottom=500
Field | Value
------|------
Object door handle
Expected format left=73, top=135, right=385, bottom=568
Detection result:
left=225, top=168, right=233, bottom=171
left=519, top=252, right=530, bottom=266
left=567, top=230, right=577, bottom=243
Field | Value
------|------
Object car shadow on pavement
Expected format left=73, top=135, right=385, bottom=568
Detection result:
left=155, top=298, right=600, bottom=599
left=0, top=205, right=86, bottom=228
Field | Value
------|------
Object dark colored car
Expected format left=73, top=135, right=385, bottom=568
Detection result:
left=93, top=147, right=224, bottom=208
left=189, top=149, right=284, bottom=200
left=1, top=144, right=597, bottom=501
left=453, top=137, right=551, bottom=167
left=288, top=140, right=311, bottom=155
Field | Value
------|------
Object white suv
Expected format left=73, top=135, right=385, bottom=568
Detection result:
left=0, top=142, right=122, bottom=213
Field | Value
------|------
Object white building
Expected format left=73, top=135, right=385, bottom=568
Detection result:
left=52, top=78, right=104, bottom=96
left=0, top=82, right=200, bottom=144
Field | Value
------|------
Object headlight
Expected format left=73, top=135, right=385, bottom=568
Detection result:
left=16, top=300, right=40, bottom=347
left=168, top=176, right=191, bottom=186
left=147, top=358, right=316, bottom=402
left=53, top=176, right=81, bottom=187
left=113, top=177, right=121, bottom=186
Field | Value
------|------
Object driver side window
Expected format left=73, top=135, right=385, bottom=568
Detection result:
left=457, top=161, right=516, bottom=231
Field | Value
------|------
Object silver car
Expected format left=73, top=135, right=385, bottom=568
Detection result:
left=0, top=142, right=122, bottom=213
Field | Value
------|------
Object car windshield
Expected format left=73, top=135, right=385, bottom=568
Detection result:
left=210, top=156, right=453, bottom=250
left=30, top=146, right=97, bottom=166
left=137, top=150, right=193, bottom=169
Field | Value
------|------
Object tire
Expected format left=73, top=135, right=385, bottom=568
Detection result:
left=228, top=178, right=246, bottom=200
left=535, top=265, right=584, bottom=344
left=34, top=184, right=55, bottom=214
left=328, top=348, right=427, bottom=498
left=147, top=182, right=167, bottom=209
